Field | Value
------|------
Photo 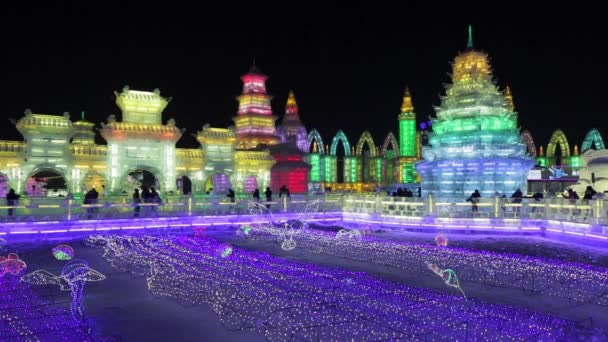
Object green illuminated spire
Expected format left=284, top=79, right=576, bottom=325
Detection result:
left=467, top=25, right=473, bottom=49
left=81, top=111, right=85, bottom=121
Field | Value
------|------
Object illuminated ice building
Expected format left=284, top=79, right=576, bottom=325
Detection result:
left=305, top=88, right=423, bottom=193
left=0, top=64, right=424, bottom=197
left=416, top=28, right=534, bottom=198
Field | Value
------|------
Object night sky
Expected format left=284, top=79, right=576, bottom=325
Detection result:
left=1, top=6, right=606, bottom=152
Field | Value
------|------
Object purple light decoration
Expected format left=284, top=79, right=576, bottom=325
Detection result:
left=212, top=174, right=230, bottom=194
left=91, top=235, right=576, bottom=340
left=21, top=259, right=105, bottom=322
left=0, top=275, right=100, bottom=340
left=244, top=176, right=258, bottom=193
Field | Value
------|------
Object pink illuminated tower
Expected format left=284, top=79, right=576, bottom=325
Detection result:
left=279, top=90, right=308, bottom=152
left=233, top=65, right=279, bottom=149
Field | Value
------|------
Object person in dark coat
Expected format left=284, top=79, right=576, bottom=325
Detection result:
left=227, top=188, right=235, bottom=203
left=133, top=188, right=141, bottom=217
left=265, top=187, right=273, bottom=209
left=468, top=189, right=481, bottom=212
left=6, top=188, right=20, bottom=217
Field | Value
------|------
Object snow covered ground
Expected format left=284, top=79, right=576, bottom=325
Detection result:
left=2, top=223, right=608, bottom=341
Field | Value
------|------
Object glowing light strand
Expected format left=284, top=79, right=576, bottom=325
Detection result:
left=21, top=259, right=105, bottom=322
left=88, top=234, right=576, bottom=340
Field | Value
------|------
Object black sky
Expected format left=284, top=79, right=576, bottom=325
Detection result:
left=1, top=6, right=606, bottom=151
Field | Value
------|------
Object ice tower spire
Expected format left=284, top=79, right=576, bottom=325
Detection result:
left=504, top=86, right=515, bottom=111
left=280, top=90, right=308, bottom=151
left=467, top=25, right=473, bottom=49
left=401, top=87, right=415, bottom=113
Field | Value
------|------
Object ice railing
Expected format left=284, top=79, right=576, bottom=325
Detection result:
left=343, top=194, right=608, bottom=225
left=0, top=194, right=343, bottom=222
left=2, top=193, right=608, bottom=228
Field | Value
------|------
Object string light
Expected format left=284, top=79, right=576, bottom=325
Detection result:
left=21, top=259, right=105, bottom=322
left=246, top=223, right=608, bottom=307
left=247, top=200, right=321, bottom=251
left=0, top=275, right=100, bottom=340
left=88, top=234, right=575, bottom=340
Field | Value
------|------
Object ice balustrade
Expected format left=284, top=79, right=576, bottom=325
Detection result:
left=0, top=194, right=344, bottom=222
left=343, top=195, right=608, bottom=227
left=1, top=194, right=607, bottom=236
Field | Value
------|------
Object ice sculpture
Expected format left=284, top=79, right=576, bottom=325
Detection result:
left=21, top=259, right=105, bottom=321
left=416, top=27, right=533, bottom=197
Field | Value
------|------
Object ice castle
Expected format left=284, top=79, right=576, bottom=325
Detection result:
left=416, top=27, right=534, bottom=198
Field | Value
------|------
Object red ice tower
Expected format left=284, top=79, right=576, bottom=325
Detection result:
left=233, top=65, right=279, bottom=149
left=269, top=142, right=311, bottom=194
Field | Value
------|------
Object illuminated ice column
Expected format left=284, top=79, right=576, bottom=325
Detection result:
left=307, top=132, right=326, bottom=189
left=398, top=87, right=419, bottom=184
left=309, top=145, right=322, bottom=182
left=344, top=155, right=358, bottom=183
left=108, top=143, right=120, bottom=191
left=163, top=144, right=176, bottom=192
left=323, top=155, right=336, bottom=183
left=399, top=87, right=417, bottom=157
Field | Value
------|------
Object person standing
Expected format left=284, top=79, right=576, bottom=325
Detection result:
left=468, top=189, right=481, bottom=212
left=511, top=188, right=523, bottom=215
left=265, top=187, right=273, bottom=209
left=227, top=188, right=235, bottom=203
left=133, top=188, right=141, bottom=217
left=6, top=188, right=20, bottom=218
left=252, top=188, right=260, bottom=202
